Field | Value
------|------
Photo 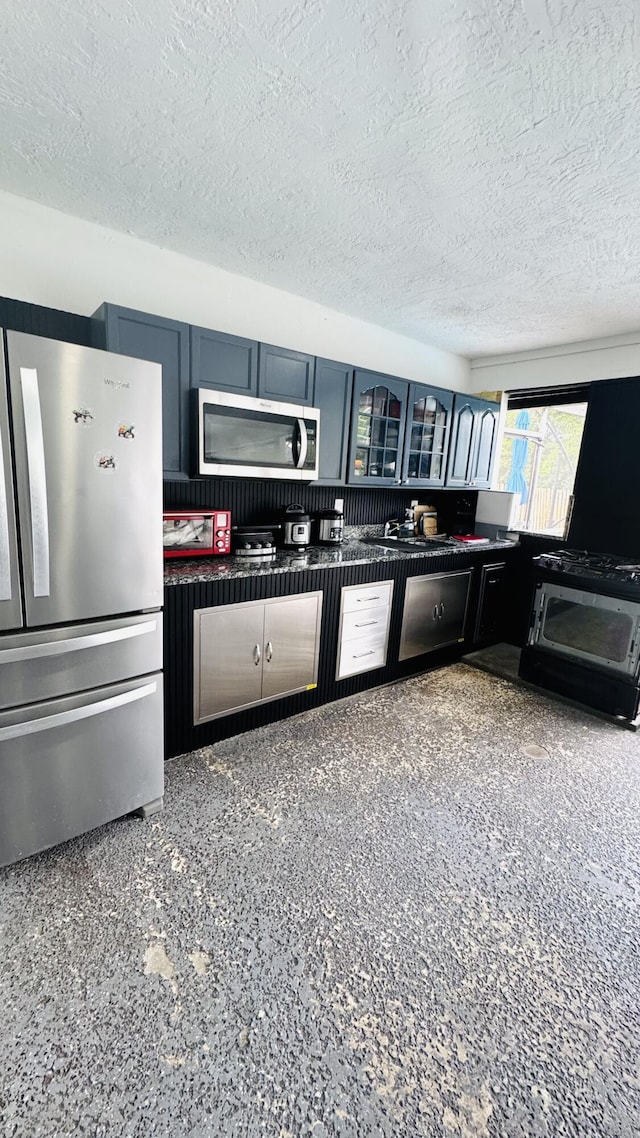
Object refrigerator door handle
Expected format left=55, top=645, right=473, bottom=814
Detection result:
left=0, top=619, right=158, bottom=664
left=20, top=367, right=50, bottom=598
left=0, top=681, right=158, bottom=742
left=0, top=427, right=12, bottom=602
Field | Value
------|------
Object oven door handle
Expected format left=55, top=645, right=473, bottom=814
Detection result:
left=295, top=419, right=308, bottom=469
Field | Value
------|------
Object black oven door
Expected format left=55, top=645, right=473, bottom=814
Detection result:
left=529, top=581, right=640, bottom=677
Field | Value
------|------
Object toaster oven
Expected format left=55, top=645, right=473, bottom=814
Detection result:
left=163, top=511, right=231, bottom=558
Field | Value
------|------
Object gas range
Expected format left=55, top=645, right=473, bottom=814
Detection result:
left=536, top=548, right=640, bottom=594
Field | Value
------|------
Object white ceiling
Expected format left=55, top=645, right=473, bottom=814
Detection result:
left=1, top=0, right=639, bottom=357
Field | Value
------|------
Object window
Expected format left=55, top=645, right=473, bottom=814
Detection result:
left=495, top=390, right=588, bottom=537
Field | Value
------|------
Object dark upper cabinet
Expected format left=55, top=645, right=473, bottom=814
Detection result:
left=347, top=371, right=409, bottom=485
left=446, top=395, right=500, bottom=489
left=400, top=383, right=454, bottom=488
left=313, top=358, right=353, bottom=483
left=93, top=303, right=190, bottom=480
left=191, top=327, right=258, bottom=397
left=258, top=343, right=315, bottom=405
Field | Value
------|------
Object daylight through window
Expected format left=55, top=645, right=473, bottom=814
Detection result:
left=495, top=401, right=588, bottom=536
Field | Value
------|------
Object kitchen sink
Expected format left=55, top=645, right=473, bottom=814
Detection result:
left=362, top=536, right=453, bottom=553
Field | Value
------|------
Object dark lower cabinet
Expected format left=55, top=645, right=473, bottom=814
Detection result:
left=93, top=303, right=190, bottom=479
left=164, top=548, right=517, bottom=756
left=191, top=326, right=258, bottom=398
left=258, top=343, right=315, bottom=404
left=473, top=561, right=508, bottom=643
left=313, top=358, right=353, bottom=483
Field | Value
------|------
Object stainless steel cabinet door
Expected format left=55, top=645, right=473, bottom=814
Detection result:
left=399, top=576, right=442, bottom=660
left=399, top=570, right=472, bottom=660
left=262, top=594, right=321, bottom=700
left=0, top=673, right=164, bottom=867
left=6, top=332, right=163, bottom=626
left=194, top=604, right=265, bottom=722
left=0, top=343, right=22, bottom=631
left=437, top=570, right=472, bottom=647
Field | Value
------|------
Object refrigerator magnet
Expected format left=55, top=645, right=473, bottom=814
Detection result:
left=72, top=407, right=94, bottom=426
left=94, top=451, right=118, bottom=471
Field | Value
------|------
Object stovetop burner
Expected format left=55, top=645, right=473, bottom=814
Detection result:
left=536, top=548, right=640, bottom=587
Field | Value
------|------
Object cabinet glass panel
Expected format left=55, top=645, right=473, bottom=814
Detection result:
left=354, top=447, right=368, bottom=477
left=369, top=449, right=384, bottom=476
left=373, top=387, right=388, bottom=416
left=388, top=393, right=402, bottom=418
left=352, top=384, right=404, bottom=480
left=405, top=394, right=450, bottom=483
left=357, top=418, right=371, bottom=446
left=383, top=451, right=397, bottom=477
left=359, top=389, right=373, bottom=415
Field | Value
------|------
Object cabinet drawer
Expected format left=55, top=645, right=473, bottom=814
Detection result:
left=341, top=605, right=390, bottom=642
left=342, top=580, right=393, bottom=614
left=338, top=631, right=387, bottom=679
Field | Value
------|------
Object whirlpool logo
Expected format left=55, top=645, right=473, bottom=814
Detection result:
left=103, top=378, right=130, bottom=390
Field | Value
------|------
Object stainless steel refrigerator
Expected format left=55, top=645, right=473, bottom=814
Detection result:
left=0, top=331, right=164, bottom=866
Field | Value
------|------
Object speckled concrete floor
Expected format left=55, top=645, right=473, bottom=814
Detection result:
left=1, top=664, right=639, bottom=1138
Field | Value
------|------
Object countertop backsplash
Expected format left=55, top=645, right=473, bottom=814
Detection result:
left=163, top=478, right=479, bottom=534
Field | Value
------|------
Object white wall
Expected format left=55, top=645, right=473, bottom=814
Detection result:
left=0, top=190, right=470, bottom=392
left=470, top=333, right=640, bottom=393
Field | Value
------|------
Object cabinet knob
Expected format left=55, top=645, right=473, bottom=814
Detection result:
left=265, top=641, right=273, bottom=663
left=253, top=644, right=261, bottom=665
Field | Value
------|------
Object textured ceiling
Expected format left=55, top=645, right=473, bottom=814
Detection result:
left=1, top=0, right=639, bottom=356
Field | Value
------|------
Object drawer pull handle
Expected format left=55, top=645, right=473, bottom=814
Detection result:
left=352, top=649, right=375, bottom=659
left=265, top=640, right=273, bottom=663
left=439, top=602, right=445, bottom=618
left=357, top=595, right=380, bottom=602
left=253, top=644, right=261, bottom=665
left=355, top=620, right=378, bottom=627
left=433, top=605, right=438, bottom=621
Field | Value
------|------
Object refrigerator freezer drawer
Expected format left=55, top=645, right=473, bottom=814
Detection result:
left=0, top=612, right=163, bottom=710
left=0, top=672, right=164, bottom=867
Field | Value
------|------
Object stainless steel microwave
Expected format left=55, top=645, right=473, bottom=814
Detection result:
left=196, top=390, right=320, bottom=480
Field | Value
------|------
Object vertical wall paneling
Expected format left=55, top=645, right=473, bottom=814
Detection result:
left=0, top=295, right=94, bottom=346
left=164, top=478, right=478, bottom=533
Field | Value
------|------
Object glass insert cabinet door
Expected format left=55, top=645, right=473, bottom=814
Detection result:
left=401, top=384, right=454, bottom=486
left=529, top=582, right=640, bottom=677
left=349, top=373, right=409, bottom=484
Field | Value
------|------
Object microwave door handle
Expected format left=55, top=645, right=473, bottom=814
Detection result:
left=295, top=418, right=308, bottom=469
left=20, top=368, right=50, bottom=597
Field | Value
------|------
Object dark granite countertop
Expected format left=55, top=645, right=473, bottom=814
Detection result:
left=163, top=536, right=518, bottom=586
